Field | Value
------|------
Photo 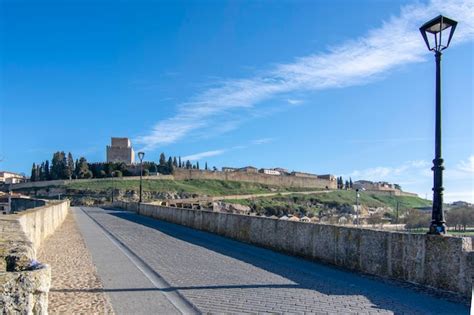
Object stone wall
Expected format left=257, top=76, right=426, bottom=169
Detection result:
left=0, top=200, right=69, bottom=314
left=11, top=198, right=47, bottom=213
left=173, top=169, right=337, bottom=189
left=8, top=169, right=335, bottom=191
left=116, top=201, right=473, bottom=297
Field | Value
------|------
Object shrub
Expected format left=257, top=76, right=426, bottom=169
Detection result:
left=112, top=170, right=123, bottom=178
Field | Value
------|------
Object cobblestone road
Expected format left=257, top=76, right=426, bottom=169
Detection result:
left=79, top=207, right=469, bottom=314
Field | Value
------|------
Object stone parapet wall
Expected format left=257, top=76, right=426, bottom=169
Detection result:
left=0, top=200, right=69, bottom=314
left=115, top=201, right=472, bottom=297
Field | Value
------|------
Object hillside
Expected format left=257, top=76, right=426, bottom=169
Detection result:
left=225, top=190, right=431, bottom=217
left=66, top=179, right=320, bottom=196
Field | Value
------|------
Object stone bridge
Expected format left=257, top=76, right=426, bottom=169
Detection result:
left=1, top=202, right=472, bottom=314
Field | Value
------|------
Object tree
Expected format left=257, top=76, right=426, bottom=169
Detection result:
left=178, top=156, right=182, bottom=168
left=394, top=183, right=402, bottom=191
left=76, top=157, right=90, bottom=178
left=205, top=162, right=208, bottom=170
left=167, top=157, right=174, bottom=174
left=185, top=160, right=192, bottom=169
left=39, top=162, right=45, bottom=181
left=66, top=152, right=74, bottom=180
left=345, top=180, right=350, bottom=190
left=196, top=161, right=200, bottom=170
left=50, top=151, right=67, bottom=180
left=173, top=157, right=178, bottom=168
left=31, top=163, right=37, bottom=182
left=349, top=178, right=353, bottom=189
left=44, top=160, right=50, bottom=180
left=159, top=153, right=166, bottom=166
left=112, top=170, right=122, bottom=178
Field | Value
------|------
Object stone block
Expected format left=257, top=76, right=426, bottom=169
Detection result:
left=293, top=221, right=313, bottom=258
left=312, top=224, right=336, bottom=264
left=335, top=227, right=361, bottom=271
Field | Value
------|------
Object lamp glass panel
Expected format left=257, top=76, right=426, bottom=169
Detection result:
left=440, top=26, right=453, bottom=48
left=426, top=32, right=436, bottom=50
left=427, top=22, right=450, bottom=33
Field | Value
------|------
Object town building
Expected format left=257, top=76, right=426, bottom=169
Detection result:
left=273, top=168, right=289, bottom=175
left=290, top=171, right=319, bottom=178
left=238, top=166, right=258, bottom=173
left=222, top=167, right=237, bottom=172
left=0, top=171, right=26, bottom=184
left=259, top=168, right=281, bottom=176
left=318, top=174, right=337, bottom=181
left=353, top=180, right=395, bottom=191
left=106, top=137, right=135, bottom=164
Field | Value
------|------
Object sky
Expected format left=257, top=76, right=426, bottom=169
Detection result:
left=1, top=0, right=473, bottom=202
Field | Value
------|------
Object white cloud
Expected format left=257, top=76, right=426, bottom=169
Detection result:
left=181, top=138, right=276, bottom=161
left=182, top=149, right=226, bottom=161
left=347, top=155, right=474, bottom=203
left=251, top=138, right=274, bottom=145
left=287, top=99, right=303, bottom=105
left=457, top=155, right=474, bottom=173
left=135, top=0, right=474, bottom=151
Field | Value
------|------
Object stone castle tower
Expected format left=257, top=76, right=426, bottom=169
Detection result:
left=106, top=137, right=135, bottom=164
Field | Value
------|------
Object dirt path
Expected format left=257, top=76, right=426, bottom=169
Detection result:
left=37, top=209, right=114, bottom=314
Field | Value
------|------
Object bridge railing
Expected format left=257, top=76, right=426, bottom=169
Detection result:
left=114, top=201, right=473, bottom=298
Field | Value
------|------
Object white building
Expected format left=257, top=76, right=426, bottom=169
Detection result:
left=259, top=168, right=281, bottom=176
left=0, top=171, right=26, bottom=184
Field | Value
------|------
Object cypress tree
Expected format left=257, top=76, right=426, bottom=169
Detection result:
left=173, top=157, right=178, bottom=168
left=159, top=153, right=166, bottom=166
left=67, top=152, right=74, bottom=180
left=44, top=160, right=50, bottom=180
left=196, top=161, right=200, bottom=170
left=167, top=157, right=174, bottom=174
left=31, top=163, right=37, bottom=182
left=205, top=162, right=208, bottom=170
left=178, top=156, right=182, bottom=168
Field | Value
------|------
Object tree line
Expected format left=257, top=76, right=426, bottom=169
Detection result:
left=30, top=151, right=215, bottom=181
left=336, top=176, right=353, bottom=190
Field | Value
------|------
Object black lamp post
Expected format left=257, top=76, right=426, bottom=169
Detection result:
left=355, top=189, right=360, bottom=226
left=138, top=151, right=145, bottom=203
left=419, top=15, right=457, bottom=235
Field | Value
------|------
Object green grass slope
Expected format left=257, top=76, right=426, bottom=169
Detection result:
left=66, top=179, right=320, bottom=196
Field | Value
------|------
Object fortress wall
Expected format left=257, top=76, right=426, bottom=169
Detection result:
left=115, top=201, right=473, bottom=297
left=8, top=169, right=334, bottom=191
left=173, top=169, right=337, bottom=189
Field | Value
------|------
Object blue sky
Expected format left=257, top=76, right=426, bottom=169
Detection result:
left=1, top=0, right=473, bottom=202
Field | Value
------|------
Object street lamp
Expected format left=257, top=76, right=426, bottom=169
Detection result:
left=138, top=151, right=145, bottom=204
left=419, top=15, right=457, bottom=235
left=355, top=189, right=360, bottom=226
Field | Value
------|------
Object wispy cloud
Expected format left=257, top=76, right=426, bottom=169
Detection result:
left=346, top=160, right=431, bottom=183
left=135, top=0, right=474, bottom=151
left=182, top=149, right=227, bottom=161
left=457, top=155, right=474, bottom=173
left=346, top=156, right=474, bottom=202
left=251, top=138, right=274, bottom=145
left=287, top=99, right=304, bottom=105
left=182, top=138, right=276, bottom=161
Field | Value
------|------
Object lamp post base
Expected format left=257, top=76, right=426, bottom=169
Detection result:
left=427, top=222, right=447, bottom=235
